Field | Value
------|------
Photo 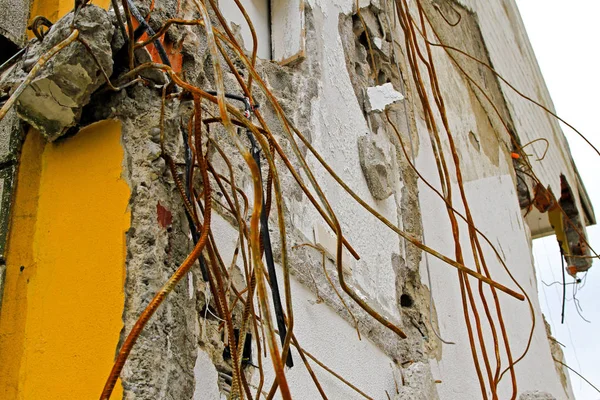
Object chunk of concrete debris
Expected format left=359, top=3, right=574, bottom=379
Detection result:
left=358, top=0, right=382, bottom=10
left=11, top=5, right=114, bottom=141
left=357, top=135, right=394, bottom=200
left=365, top=82, right=404, bottom=113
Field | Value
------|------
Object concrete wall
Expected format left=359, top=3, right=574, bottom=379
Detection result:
left=0, top=0, right=591, bottom=399
left=189, top=0, right=582, bottom=398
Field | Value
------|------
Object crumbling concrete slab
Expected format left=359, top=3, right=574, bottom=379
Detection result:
left=12, top=5, right=114, bottom=141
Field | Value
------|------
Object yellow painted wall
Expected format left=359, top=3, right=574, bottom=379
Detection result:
left=29, top=0, right=111, bottom=30
left=0, top=120, right=129, bottom=399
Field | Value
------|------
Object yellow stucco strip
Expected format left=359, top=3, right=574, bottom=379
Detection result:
left=29, top=0, right=111, bottom=27
left=0, top=120, right=129, bottom=399
left=0, top=129, right=44, bottom=400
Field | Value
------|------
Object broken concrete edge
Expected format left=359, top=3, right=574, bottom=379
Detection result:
left=0, top=165, right=17, bottom=262
left=2, top=5, right=115, bottom=142
left=0, top=108, right=25, bottom=165
left=0, top=164, right=16, bottom=319
left=358, top=134, right=395, bottom=200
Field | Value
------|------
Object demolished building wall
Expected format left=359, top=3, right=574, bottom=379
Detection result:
left=0, top=0, right=594, bottom=399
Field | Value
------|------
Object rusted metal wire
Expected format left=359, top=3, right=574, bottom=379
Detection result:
left=8, top=2, right=595, bottom=400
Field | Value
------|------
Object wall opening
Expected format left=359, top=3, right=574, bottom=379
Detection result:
left=0, top=35, right=20, bottom=68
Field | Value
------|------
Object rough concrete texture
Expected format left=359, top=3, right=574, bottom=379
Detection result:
left=543, top=317, right=572, bottom=395
left=5, top=6, right=114, bottom=141
left=0, top=166, right=15, bottom=261
left=0, top=0, right=30, bottom=46
left=0, top=108, right=24, bottom=164
left=519, top=391, right=557, bottom=400
left=394, top=362, right=439, bottom=400
left=114, top=88, right=198, bottom=399
left=358, top=135, right=394, bottom=200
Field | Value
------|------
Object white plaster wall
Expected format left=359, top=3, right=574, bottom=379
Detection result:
left=299, top=0, right=403, bottom=322
left=271, top=0, right=305, bottom=63
left=195, top=0, right=583, bottom=398
left=193, top=213, right=400, bottom=400
left=407, top=8, right=574, bottom=395
left=456, top=0, right=588, bottom=236
left=220, top=0, right=272, bottom=59
left=261, top=267, right=401, bottom=399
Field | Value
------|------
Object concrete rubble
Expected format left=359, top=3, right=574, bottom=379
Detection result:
left=1, top=5, right=114, bottom=141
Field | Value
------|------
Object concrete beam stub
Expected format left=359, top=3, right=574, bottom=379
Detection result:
left=10, top=6, right=114, bottom=141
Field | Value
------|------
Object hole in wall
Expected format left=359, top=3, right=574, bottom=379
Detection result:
left=400, top=294, right=414, bottom=308
left=377, top=70, right=389, bottom=85
left=0, top=35, right=20, bottom=67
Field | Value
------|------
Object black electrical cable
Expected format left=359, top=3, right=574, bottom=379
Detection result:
left=0, top=47, right=26, bottom=74
left=206, top=91, right=260, bottom=110
left=181, top=127, right=209, bottom=281
left=559, top=242, right=566, bottom=324
left=111, top=0, right=129, bottom=47
left=202, top=89, right=288, bottom=364
left=125, top=0, right=171, bottom=66
left=246, top=129, right=293, bottom=368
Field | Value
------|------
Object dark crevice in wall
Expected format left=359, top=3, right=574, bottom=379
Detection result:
left=0, top=35, right=20, bottom=67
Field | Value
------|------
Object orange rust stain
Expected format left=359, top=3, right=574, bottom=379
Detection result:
left=131, top=19, right=183, bottom=73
